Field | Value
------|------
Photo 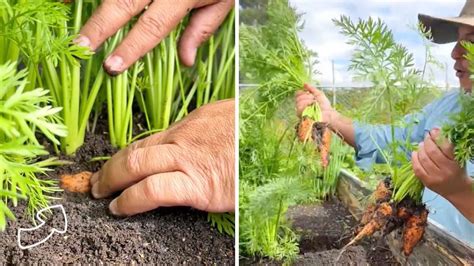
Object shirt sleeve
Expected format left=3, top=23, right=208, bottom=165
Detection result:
left=353, top=104, right=434, bottom=170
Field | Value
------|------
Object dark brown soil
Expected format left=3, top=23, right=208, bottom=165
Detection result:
left=241, top=199, right=399, bottom=265
left=290, top=200, right=399, bottom=265
left=0, top=116, right=234, bottom=264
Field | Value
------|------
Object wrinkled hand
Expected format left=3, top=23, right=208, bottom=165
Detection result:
left=78, top=0, right=234, bottom=75
left=90, top=99, right=235, bottom=216
left=295, top=83, right=334, bottom=122
left=412, top=128, right=471, bottom=199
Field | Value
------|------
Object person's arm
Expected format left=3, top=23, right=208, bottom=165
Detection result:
left=413, top=128, right=474, bottom=223
left=296, top=84, right=428, bottom=169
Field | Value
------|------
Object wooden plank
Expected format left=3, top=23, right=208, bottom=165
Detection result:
left=336, top=169, right=474, bottom=265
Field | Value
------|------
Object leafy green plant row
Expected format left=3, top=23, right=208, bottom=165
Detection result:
left=0, top=0, right=235, bottom=233
left=239, top=0, right=347, bottom=261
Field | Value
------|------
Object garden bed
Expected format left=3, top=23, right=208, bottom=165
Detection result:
left=0, top=116, right=234, bottom=264
left=240, top=199, right=398, bottom=265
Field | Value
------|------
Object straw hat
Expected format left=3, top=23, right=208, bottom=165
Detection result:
left=419, top=0, right=474, bottom=44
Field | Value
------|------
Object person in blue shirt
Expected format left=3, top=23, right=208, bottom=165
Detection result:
left=295, top=2, right=474, bottom=246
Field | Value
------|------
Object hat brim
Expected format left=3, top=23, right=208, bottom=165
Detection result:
left=418, top=14, right=474, bottom=44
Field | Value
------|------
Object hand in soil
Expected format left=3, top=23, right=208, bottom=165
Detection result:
left=295, top=84, right=334, bottom=122
left=90, top=100, right=235, bottom=216
left=77, top=0, right=234, bottom=75
left=60, top=171, right=93, bottom=193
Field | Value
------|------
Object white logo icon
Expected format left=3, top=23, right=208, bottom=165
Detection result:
left=17, top=204, right=68, bottom=250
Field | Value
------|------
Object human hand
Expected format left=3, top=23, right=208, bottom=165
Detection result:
left=90, top=99, right=235, bottom=216
left=77, top=0, right=234, bottom=75
left=295, top=83, right=334, bottom=123
left=412, top=128, right=471, bottom=199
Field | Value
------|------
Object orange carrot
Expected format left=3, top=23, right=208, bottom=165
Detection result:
left=374, top=180, right=391, bottom=203
left=402, top=208, right=428, bottom=256
left=297, top=117, right=314, bottom=142
left=319, top=126, right=331, bottom=168
left=347, top=202, right=393, bottom=247
left=60, top=171, right=93, bottom=193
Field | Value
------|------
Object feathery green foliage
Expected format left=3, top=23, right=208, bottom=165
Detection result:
left=240, top=1, right=348, bottom=260
left=334, top=16, right=443, bottom=203
left=0, top=62, right=64, bottom=230
left=441, top=41, right=474, bottom=167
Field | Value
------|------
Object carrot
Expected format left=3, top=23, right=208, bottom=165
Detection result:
left=402, top=207, right=428, bottom=256
left=319, top=126, right=331, bottom=168
left=374, top=180, right=392, bottom=203
left=360, top=204, right=376, bottom=225
left=60, top=171, right=93, bottom=193
left=347, top=202, right=393, bottom=246
left=354, top=204, right=376, bottom=235
left=338, top=202, right=393, bottom=261
left=397, top=206, right=411, bottom=220
left=297, top=117, right=314, bottom=142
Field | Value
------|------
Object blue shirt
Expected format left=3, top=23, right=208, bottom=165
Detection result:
left=353, top=89, right=474, bottom=247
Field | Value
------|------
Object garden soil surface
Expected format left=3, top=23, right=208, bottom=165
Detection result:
left=241, top=199, right=399, bottom=265
left=0, top=116, right=234, bottom=264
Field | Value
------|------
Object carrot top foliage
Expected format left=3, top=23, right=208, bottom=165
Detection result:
left=334, top=16, right=443, bottom=204
left=442, top=41, right=474, bottom=168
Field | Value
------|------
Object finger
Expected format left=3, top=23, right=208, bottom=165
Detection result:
left=423, top=133, right=456, bottom=168
left=295, top=92, right=315, bottom=102
left=417, top=142, right=440, bottom=173
left=179, top=0, right=234, bottom=66
left=297, top=97, right=316, bottom=108
left=78, top=0, right=151, bottom=50
left=304, top=83, right=321, bottom=96
left=295, top=90, right=304, bottom=96
left=109, top=171, right=207, bottom=216
left=429, top=128, right=455, bottom=160
left=129, top=130, right=166, bottom=149
left=91, top=131, right=167, bottom=187
left=412, top=151, right=429, bottom=180
left=92, top=144, right=181, bottom=198
left=104, top=0, right=190, bottom=75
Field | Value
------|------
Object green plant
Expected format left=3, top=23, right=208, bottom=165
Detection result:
left=0, top=62, right=65, bottom=230
left=334, top=16, right=442, bottom=203
left=137, top=9, right=235, bottom=133
left=442, top=41, right=474, bottom=168
left=207, top=213, right=235, bottom=237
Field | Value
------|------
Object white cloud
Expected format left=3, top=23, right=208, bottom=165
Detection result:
left=290, top=0, right=464, bottom=87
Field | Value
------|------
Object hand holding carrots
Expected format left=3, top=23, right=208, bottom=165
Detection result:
left=90, top=100, right=235, bottom=216
left=412, top=128, right=471, bottom=199
left=295, top=84, right=335, bottom=124
left=78, top=0, right=234, bottom=75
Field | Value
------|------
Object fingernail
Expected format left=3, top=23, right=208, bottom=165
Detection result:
left=103, top=55, right=124, bottom=76
left=91, top=183, right=100, bottom=198
left=73, top=35, right=91, bottom=48
left=109, top=199, right=120, bottom=216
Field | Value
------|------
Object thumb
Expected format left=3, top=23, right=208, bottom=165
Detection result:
left=109, top=171, right=209, bottom=216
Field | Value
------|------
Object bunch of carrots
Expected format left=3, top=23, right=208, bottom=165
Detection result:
left=347, top=178, right=428, bottom=257
left=297, top=103, right=332, bottom=168
left=298, top=102, right=428, bottom=257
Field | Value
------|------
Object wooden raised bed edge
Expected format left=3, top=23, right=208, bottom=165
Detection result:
left=337, top=169, right=474, bottom=265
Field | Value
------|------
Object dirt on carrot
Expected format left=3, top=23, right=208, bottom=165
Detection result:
left=402, top=207, right=429, bottom=256
left=348, top=177, right=428, bottom=258
left=319, top=124, right=331, bottom=168
left=297, top=117, right=315, bottom=142
left=60, top=171, right=93, bottom=193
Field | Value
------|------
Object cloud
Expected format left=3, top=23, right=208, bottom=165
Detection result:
left=290, top=0, right=464, bottom=87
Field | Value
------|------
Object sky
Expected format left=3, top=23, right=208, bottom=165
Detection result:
left=290, top=0, right=465, bottom=88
